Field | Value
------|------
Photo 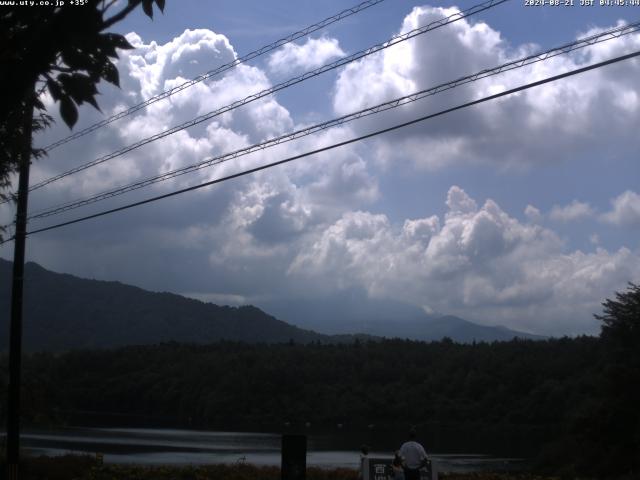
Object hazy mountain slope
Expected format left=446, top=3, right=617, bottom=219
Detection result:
left=0, top=259, right=543, bottom=351
left=0, top=259, right=329, bottom=351
left=259, top=291, right=545, bottom=342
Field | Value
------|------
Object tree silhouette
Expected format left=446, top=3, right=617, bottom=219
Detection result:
left=590, top=283, right=640, bottom=477
left=0, top=0, right=165, bottom=208
left=596, top=282, right=640, bottom=344
left=1, top=2, right=167, bottom=475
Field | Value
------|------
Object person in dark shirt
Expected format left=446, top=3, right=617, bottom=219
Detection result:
left=392, top=450, right=405, bottom=480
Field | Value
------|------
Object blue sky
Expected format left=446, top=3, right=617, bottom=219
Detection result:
left=1, top=0, right=639, bottom=335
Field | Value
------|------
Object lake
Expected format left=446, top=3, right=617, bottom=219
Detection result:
left=17, top=427, right=527, bottom=473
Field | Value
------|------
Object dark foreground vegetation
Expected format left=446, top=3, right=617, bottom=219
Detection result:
left=0, top=284, right=638, bottom=478
left=2, top=337, right=597, bottom=445
left=4, top=454, right=557, bottom=480
left=6, top=454, right=347, bottom=480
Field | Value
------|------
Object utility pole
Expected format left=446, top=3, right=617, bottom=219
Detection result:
left=7, top=91, right=35, bottom=480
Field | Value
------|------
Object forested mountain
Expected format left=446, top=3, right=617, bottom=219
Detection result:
left=1, top=279, right=638, bottom=477
left=0, top=259, right=333, bottom=351
left=0, top=337, right=607, bottom=470
left=0, top=259, right=539, bottom=351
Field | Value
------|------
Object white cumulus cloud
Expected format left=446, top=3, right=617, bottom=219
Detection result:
left=290, top=186, right=640, bottom=335
left=268, top=37, right=345, bottom=74
left=333, top=7, right=640, bottom=170
left=601, top=190, right=640, bottom=226
left=549, top=200, right=594, bottom=222
left=525, top=205, right=542, bottom=223
left=4, top=15, right=637, bottom=342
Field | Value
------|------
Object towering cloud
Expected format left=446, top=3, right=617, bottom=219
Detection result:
left=290, top=186, right=640, bottom=335
left=333, top=7, right=640, bottom=170
left=1, top=7, right=637, bottom=339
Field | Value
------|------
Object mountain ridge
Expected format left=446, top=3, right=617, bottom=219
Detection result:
left=0, top=259, right=336, bottom=351
left=0, top=259, right=543, bottom=351
left=259, top=293, right=545, bottom=342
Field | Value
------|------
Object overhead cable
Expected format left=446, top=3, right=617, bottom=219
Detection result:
left=41, top=0, right=389, bottom=152
left=26, top=20, right=640, bottom=221
left=7, top=49, right=637, bottom=242
left=26, top=0, right=509, bottom=193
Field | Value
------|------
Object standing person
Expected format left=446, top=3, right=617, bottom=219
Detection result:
left=392, top=451, right=405, bottom=480
left=399, top=429, right=428, bottom=480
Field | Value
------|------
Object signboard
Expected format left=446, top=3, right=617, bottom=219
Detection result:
left=362, top=457, right=437, bottom=480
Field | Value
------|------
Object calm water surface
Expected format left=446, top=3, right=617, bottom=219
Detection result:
left=21, top=427, right=526, bottom=473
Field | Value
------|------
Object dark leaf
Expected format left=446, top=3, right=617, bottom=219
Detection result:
left=47, top=79, right=62, bottom=101
left=60, top=96, right=78, bottom=128
left=97, top=33, right=122, bottom=58
left=83, top=52, right=108, bottom=82
left=33, top=98, right=45, bottom=111
left=31, top=146, right=47, bottom=160
left=57, top=73, right=71, bottom=89
left=59, top=73, right=98, bottom=104
left=85, top=94, right=101, bottom=111
left=60, top=47, right=91, bottom=71
left=88, top=69, right=102, bottom=83
left=102, top=61, right=120, bottom=87
left=155, top=0, right=165, bottom=12
left=101, top=32, right=134, bottom=51
left=93, top=50, right=114, bottom=69
left=142, top=0, right=154, bottom=18
left=34, top=111, right=53, bottom=131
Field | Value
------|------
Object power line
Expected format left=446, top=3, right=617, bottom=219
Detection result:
left=31, top=0, right=508, bottom=191
left=26, top=0, right=509, bottom=194
left=41, top=0, right=389, bottom=152
left=25, top=20, right=640, bottom=221
left=10, top=49, right=638, bottom=242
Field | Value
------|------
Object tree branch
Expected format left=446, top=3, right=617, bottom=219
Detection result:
left=101, top=1, right=140, bottom=30
left=101, top=0, right=119, bottom=14
left=51, top=65, right=74, bottom=73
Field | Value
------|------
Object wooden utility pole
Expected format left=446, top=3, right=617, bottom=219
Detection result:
left=6, top=93, right=35, bottom=480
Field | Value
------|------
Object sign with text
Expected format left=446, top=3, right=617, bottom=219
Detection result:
left=362, top=457, right=437, bottom=480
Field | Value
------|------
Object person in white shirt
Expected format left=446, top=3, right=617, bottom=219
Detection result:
left=399, top=429, right=428, bottom=480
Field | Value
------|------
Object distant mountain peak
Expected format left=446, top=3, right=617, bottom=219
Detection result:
left=258, top=291, right=546, bottom=343
left=0, top=259, right=545, bottom=351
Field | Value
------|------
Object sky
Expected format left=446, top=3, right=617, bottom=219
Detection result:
left=2, top=0, right=640, bottom=336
